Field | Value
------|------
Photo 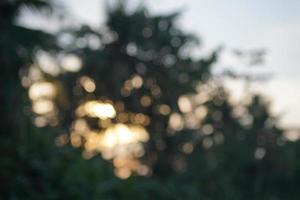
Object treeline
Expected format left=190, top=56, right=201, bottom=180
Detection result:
left=1, top=1, right=300, bottom=199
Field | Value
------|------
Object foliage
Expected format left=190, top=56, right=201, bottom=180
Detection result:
left=1, top=1, right=300, bottom=199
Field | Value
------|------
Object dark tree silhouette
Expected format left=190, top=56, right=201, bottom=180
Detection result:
left=1, top=1, right=300, bottom=200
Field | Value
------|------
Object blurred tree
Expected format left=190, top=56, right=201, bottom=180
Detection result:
left=1, top=1, right=300, bottom=200
left=49, top=3, right=300, bottom=199
left=49, top=3, right=218, bottom=177
left=0, top=0, right=57, bottom=195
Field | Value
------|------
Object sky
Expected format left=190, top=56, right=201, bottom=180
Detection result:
left=21, top=0, right=300, bottom=128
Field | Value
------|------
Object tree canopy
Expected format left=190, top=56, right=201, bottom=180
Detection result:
left=1, top=1, right=300, bottom=199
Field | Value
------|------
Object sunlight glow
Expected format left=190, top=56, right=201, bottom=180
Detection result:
left=131, top=75, right=143, bottom=88
left=284, top=130, right=300, bottom=142
left=76, top=100, right=116, bottom=119
left=61, top=54, right=82, bottom=72
left=158, top=104, right=171, bottom=115
left=79, top=76, right=96, bottom=93
left=71, top=99, right=151, bottom=178
left=71, top=122, right=150, bottom=178
left=102, top=124, right=149, bottom=147
left=182, top=142, right=194, bottom=154
left=140, top=95, right=152, bottom=107
left=178, top=95, right=192, bottom=113
left=36, top=51, right=60, bottom=76
left=32, top=99, right=55, bottom=115
left=168, top=113, right=184, bottom=131
left=29, top=82, right=56, bottom=100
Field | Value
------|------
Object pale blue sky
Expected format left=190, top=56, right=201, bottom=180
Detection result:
left=61, top=0, right=300, bottom=78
